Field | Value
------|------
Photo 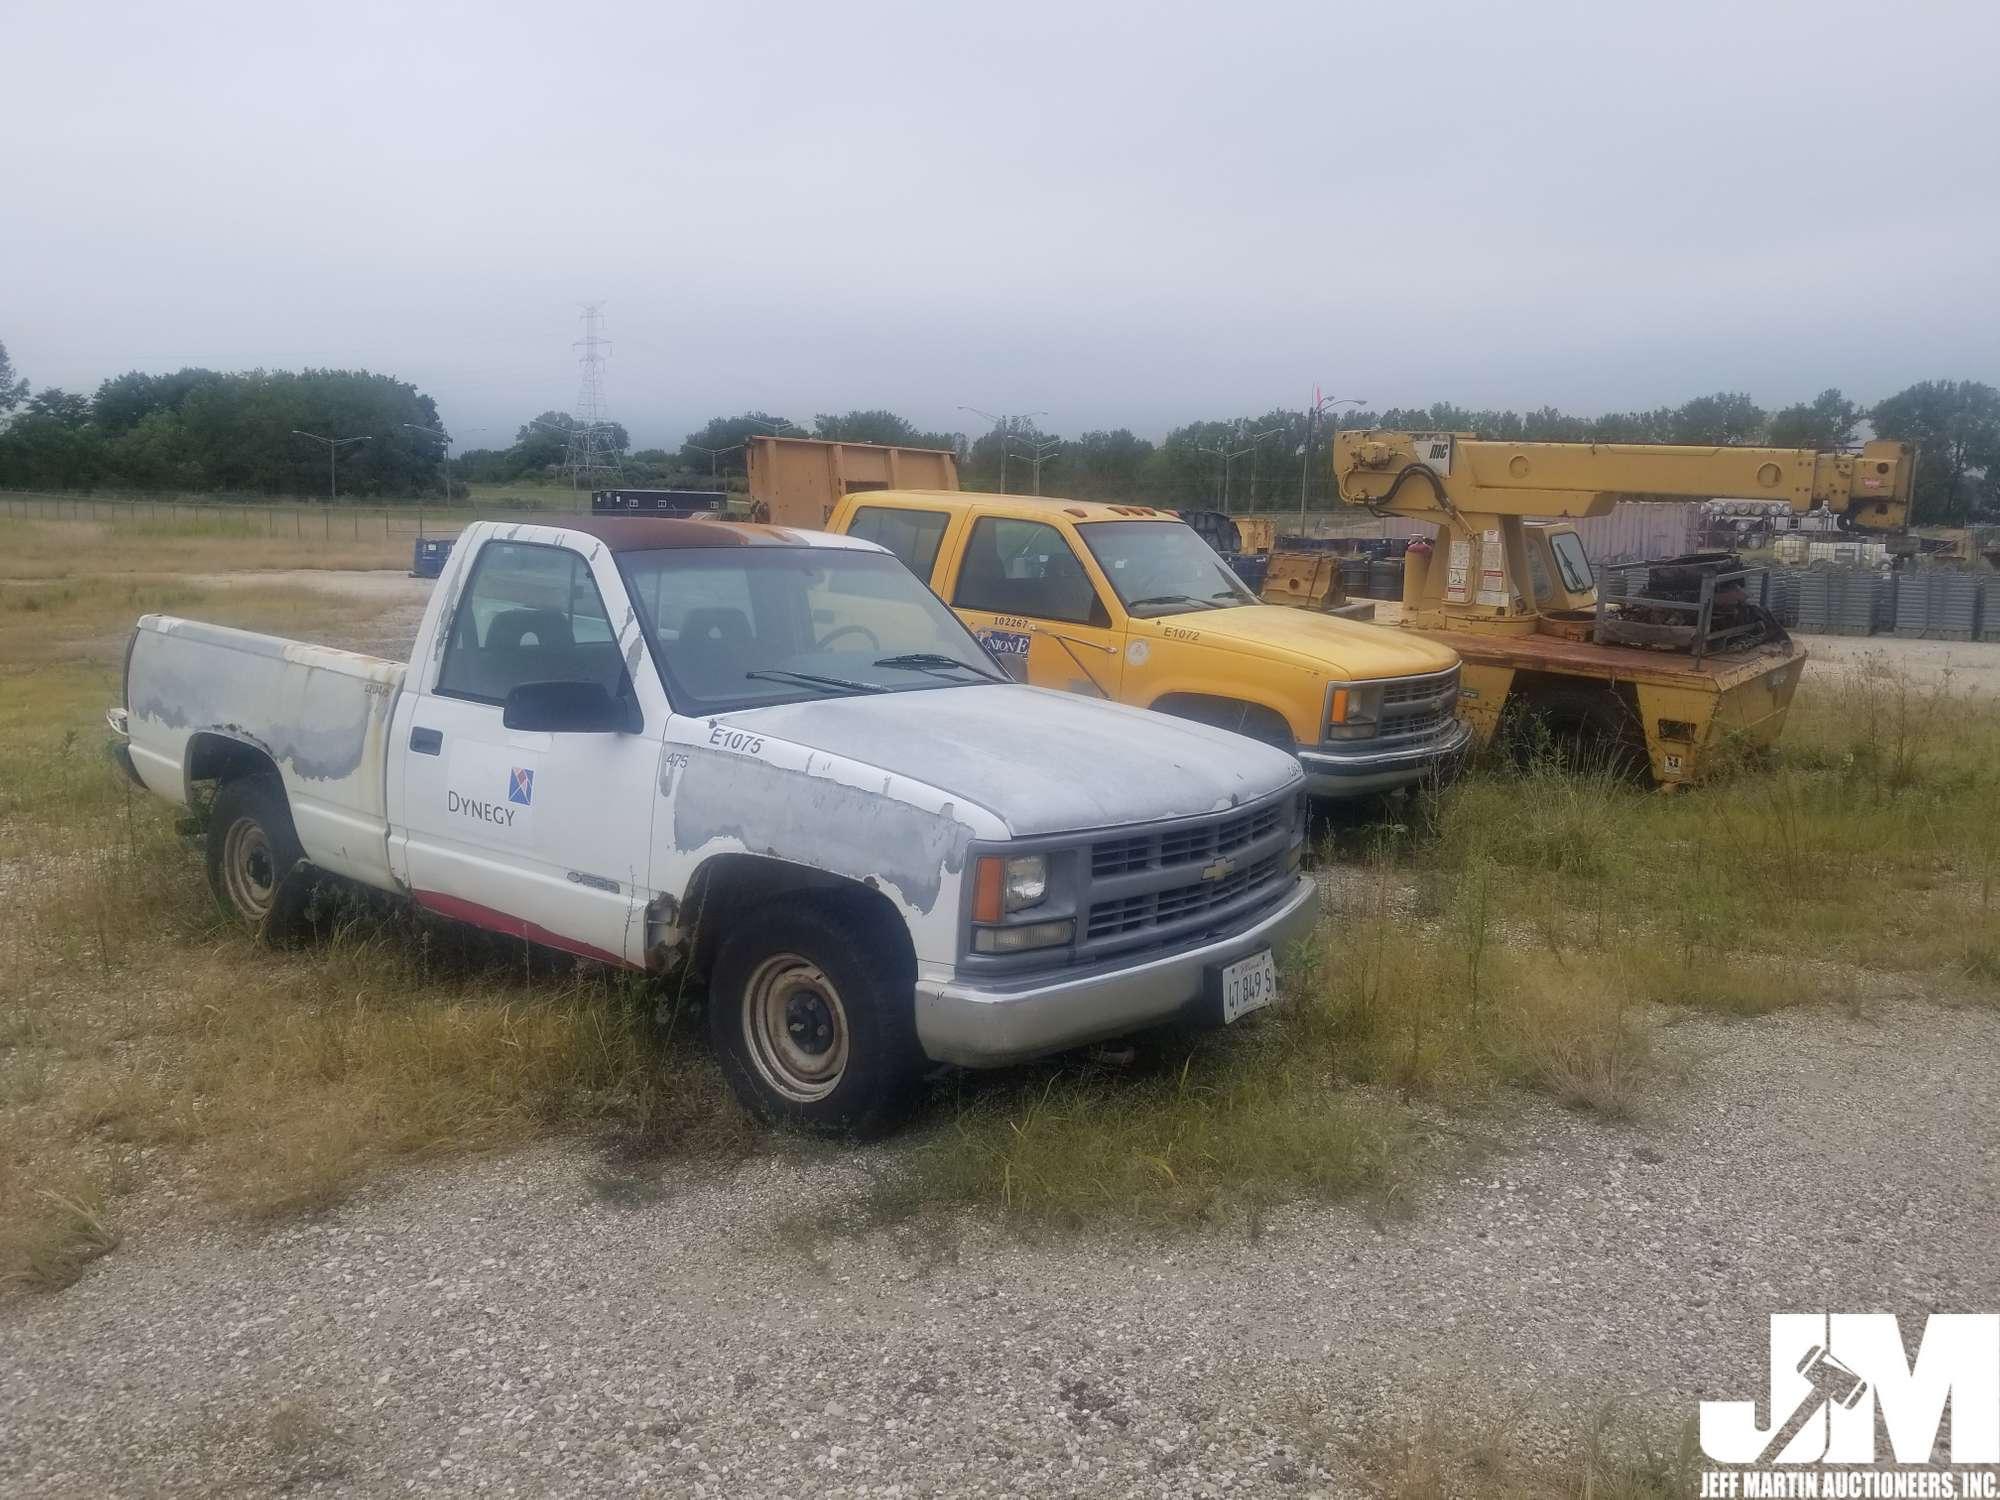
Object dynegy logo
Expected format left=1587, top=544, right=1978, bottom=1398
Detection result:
left=1699, top=1314, right=1999, bottom=1497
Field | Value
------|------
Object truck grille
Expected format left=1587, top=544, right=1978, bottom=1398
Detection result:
left=1093, top=802, right=1286, bottom=877
left=1087, top=852, right=1286, bottom=940
left=1081, top=789, right=1301, bottom=955
left=1376, top=666, right=1459, bottom=742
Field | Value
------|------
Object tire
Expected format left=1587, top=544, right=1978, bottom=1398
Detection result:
left=205, top=775, right=307, bottom=941
left=707, top=897, right=922, bottom=1137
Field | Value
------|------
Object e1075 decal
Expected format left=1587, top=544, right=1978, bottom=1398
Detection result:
left=978, top=629, right=1031, bottom=659
left=707, top=725, right=765, bottom=755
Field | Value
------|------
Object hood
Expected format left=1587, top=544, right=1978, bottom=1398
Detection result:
left=721, top=684, right=1302, bottom=837
left=1141, top=604, right=1459, bottom=678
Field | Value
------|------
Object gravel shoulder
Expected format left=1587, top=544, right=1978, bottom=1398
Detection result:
left=4, top=997, right=1994, bottom=1497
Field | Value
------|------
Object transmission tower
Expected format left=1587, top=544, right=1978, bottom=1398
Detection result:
left=564, top=302, right=622, bottom=493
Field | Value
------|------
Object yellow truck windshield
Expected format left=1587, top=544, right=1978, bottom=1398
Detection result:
left=1076, top=520, right=1258, bottom=618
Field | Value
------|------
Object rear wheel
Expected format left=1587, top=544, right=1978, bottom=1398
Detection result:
left=205, top=776, right=307, bottom=939
left=707, top=898, right=922, bottom=1136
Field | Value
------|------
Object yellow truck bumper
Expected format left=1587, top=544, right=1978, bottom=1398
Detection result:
left=1296, top=718, right=1471, bottom=797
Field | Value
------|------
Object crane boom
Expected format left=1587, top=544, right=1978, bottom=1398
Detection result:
left=1333, top=432, right=1913, bottom=530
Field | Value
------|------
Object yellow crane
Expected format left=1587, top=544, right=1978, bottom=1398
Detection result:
left=1326, top=431, right=1915, bottom=783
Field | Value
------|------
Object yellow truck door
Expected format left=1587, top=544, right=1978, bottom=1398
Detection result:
left=940, top=514, right=1126, bottom=698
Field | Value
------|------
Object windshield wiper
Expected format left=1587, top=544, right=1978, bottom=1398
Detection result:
left=872, top=652, right=1002, bottom=681
left=1126, top=593, right=1223, bottom=611
left=744, top=669, right=888, bottom=695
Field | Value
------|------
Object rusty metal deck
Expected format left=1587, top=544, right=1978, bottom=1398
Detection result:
left=1412, top=625, right=1803, bottom=691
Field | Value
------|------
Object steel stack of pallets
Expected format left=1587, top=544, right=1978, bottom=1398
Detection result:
left=1894, top=570, right=1990, bottom=641
left=1794, top=570, right=1833, bottom=634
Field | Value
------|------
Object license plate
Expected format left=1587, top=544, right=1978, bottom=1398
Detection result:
left=1220, top=949, right=1278, bottom=1023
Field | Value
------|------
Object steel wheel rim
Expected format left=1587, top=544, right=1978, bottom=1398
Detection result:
left=222, top=815, right=276, bottom=923
left=741, top=953, right=849, bottom=1103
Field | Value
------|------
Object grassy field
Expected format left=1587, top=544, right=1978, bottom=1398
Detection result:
left=3, top=522, right=1997, bottom=1289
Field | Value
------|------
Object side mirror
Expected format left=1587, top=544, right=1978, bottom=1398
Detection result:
left=502, top=680, right=642, bottom=734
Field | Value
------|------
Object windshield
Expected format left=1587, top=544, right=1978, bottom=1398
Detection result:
left=1076, top=520, right=1259, bottom=617
left=617, top=546, right=1005, bottom=713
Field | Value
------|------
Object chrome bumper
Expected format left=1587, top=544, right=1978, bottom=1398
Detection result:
left=913, top=875, right=1319, bottom=1068
left=1297, top=718, right=1471, bottom=797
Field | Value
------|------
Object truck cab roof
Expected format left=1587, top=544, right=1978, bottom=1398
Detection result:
left=524, top=516, right=885, bottom=553
left=836, top=491, right=1182, bottom=525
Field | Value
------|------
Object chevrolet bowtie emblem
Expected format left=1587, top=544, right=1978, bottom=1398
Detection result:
left=1199, top=855, right=1236, bottom=882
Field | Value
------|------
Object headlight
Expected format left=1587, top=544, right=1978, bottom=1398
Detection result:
left=1325, top=682, right=1384, bottom=741
left=1002, top=855, right=1047, bottom=911
left=973, top=853, right=1050, bottom=921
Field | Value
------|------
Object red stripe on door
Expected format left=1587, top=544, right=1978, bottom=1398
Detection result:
left=412, top=889, right=632, bottom=969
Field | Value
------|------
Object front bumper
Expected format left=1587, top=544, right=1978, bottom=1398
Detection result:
left=913, top=874, right=1319, bottom=1067
left=1297, top=717, right=1472, bottom=797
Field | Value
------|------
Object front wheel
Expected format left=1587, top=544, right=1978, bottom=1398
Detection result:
left=707, top=899, right=922, bottom=1136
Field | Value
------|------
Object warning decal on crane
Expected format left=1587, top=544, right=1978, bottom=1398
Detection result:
left=1446, top=537, right=1473, bottom=602
left=1477, top=527, right=1508, bottom=606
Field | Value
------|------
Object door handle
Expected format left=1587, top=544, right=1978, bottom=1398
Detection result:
left=409, top=726, right=443, bottom=756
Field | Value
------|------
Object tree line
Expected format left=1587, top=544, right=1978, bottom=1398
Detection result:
left=3, top=336, right=1994, bottom=523
left=0, top=344, right=449, bottom=498
left=617, top=385, right=1997, bottom=525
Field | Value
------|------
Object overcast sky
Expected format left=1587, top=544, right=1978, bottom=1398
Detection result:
left=5, top=0, right=1995, bottom=449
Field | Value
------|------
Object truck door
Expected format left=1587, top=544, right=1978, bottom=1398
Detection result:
left=393, top=536, right=665, bottom=966
left=945, top=515, right=1125, bottom=698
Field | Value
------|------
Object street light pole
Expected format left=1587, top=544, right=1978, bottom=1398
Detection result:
left=958, top=405, right=1048, bottom=495
left=687, top=443, right=736, bottom=482
left=402, top=424, right=481, bottom=504
left=1221, top=427, right=1283, bottom=513
left=1298, top=394, right=1366, bottom=522
left=291, top=430, right=371, bottom=504
left=1013, top=437, right=1062, bottom=496
left=1194, top=441, right=1230, bottom=507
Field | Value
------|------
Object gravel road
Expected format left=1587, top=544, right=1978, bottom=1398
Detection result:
left=4, top=998, right=1995, bottom=1497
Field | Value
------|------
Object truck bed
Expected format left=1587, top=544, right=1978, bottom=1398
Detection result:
left=1416, top=625, right=1801, bottom=692
left=124, top=615, right=406, bottom=890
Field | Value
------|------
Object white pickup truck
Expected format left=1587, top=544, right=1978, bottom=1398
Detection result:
left=110, top=517, right=1317, bottom=1132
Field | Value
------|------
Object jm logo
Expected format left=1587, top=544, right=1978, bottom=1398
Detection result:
left=1700, top=1314, right=1999, bottom=1466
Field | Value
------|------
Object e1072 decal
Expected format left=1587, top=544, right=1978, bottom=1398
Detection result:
left=978, top=629, right=1031, bottom=659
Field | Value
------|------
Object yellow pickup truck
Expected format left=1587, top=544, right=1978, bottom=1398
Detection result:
left=824, top=490, right=1468, bottom=797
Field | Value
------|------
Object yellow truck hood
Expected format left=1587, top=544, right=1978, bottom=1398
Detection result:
left=1148, top=605, right=1459, bottom=679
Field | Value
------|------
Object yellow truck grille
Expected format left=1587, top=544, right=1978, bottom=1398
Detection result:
left=1375, top=666, right=1460, bottom=742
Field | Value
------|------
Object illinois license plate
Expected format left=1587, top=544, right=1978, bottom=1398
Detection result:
left=1220, top=949, right=1278, bottom=1023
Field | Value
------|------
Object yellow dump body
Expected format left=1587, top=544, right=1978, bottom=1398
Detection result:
left=747, top=435, right=958, bottom=530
